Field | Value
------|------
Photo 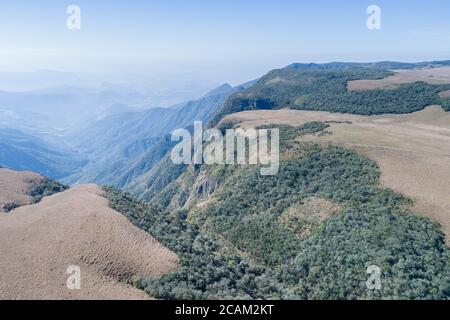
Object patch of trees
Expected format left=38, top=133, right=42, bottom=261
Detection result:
left=286, top=61, right=450, bottom=71
left=2, top=202, right=20, bottom=212
left=440, top=98, right=450, bottom=111
left=27, top=178, right=68, bottom=203
left=259, top=122, right=329, bottom=141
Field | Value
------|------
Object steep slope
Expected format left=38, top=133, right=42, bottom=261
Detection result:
left=64, top=84, right=234, bottom=187
left=105, top=120, right=450, bottom=300
left=126, top=151, right=187, bottom=200
left=73, top=84, right=233, bottom=157
left=0, top=173, right=178, bottom=300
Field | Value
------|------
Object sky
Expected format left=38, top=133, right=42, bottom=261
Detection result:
left=1, top=0, right=450, bottom=85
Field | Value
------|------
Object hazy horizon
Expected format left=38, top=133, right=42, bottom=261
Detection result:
left=1, top=0, right=450, bottom=86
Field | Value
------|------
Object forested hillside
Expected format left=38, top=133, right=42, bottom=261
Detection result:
left=211, top=62, right=450, bottom=126
left=105, top=123, right=450, bottom=299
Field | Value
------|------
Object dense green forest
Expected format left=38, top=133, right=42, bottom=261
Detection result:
left=105, top=123, right=450, bottom=300
left=211, top=66, right=450, bottom=125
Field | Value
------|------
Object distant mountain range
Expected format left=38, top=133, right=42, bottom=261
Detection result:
left=61, top=83, right=236, bottom=187
left=0, top=70, right=82, bottom=92
left=2, top=60, right=450, bottom=189
left=0, top=87, right=143, bottom=137
left=0, top=80, right=236, bottom=185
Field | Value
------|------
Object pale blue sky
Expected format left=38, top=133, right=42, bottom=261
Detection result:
left=1, top=0, right=450, bottom=84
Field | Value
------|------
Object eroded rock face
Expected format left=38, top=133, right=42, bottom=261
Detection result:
left=0, top=182, right=179, bottom=300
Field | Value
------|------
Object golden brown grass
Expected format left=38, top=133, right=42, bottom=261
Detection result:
left=278, top=197, right=341, bottom=237
left=347, top=67, right=450, bottom=91
left=0, top=183, right=178, bottom=300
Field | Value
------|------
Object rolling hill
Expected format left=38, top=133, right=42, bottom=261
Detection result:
left=0, top=168, right=45, bottom=212
left=0, top=169, right=178, bottom=300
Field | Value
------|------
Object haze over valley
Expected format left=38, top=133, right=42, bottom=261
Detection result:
left=2, top=0, right=450, bottom=302
left=2, top=60, right=450, bottom=299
